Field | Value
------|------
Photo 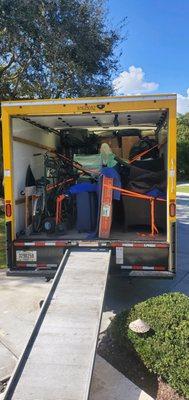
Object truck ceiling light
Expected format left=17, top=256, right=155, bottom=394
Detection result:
left=113, top=114, right=119, bottom=127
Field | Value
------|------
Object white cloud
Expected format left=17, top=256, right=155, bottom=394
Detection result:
left=113, top=65, right=189, bottom=115
left=113, top=65, right=159, bottom=95
left=177, top=89, right=189, bottom=114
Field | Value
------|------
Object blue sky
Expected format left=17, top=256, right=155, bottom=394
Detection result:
left=108, top=0, right=189, bottom=112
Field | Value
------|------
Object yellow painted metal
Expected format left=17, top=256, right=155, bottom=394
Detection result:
left=2, top=98, right=175, bottom=117
left=167, top=101, right=177, bottom=242
left=1, top=110, right=14, bottom=237
left=1, top=93, right=176, bottom=106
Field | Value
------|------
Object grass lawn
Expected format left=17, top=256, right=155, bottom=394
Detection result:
left=177, top=184, right=189, bottom=193
left=0, top=211, right=6, bottom=268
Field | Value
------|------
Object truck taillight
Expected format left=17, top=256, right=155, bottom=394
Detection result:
left=169, top=201, right=176, bottom=217
left=5, top=202, right=12, bottom=217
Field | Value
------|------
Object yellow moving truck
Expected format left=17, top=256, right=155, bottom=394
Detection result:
left=1, top=94, right=176, bottom=278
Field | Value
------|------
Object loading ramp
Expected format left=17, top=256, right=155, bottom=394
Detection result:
left=4, top=248, right=111, bottom=400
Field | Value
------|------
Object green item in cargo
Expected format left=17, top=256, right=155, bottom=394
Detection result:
left=74, top=154, right=101, bottom=173
left=100, top=143, right=117, bottom=167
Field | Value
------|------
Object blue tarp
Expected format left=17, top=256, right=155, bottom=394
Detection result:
left=69, top=182, right=98, bottom=194
left=101, top=167, right=121, bottom=200
left=146, top=188, right=166, bottom=199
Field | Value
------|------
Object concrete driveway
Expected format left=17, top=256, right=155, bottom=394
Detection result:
left=103, top=194, right=189, bottom=314
left=0, top=194, right=188, bottom=398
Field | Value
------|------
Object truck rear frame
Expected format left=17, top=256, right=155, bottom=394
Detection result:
left=1, top=94, right=177, bottom=278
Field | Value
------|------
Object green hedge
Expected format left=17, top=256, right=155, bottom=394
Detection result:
left=111, top=293, right=189, bottom=399
left=177, top=141, right=189, bottom=181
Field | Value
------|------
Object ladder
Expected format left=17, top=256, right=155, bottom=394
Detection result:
left=4, top=248, right=111, bottom=400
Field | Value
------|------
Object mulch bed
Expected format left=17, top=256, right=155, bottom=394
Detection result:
left=157, top=379, right=186, bottom=400
left=98, top=331, right=186, bottom=400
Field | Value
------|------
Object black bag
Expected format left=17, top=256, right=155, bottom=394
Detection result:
left=132, top=157, right=164, bottom=172
left=76, top=192, right=98, bottom=232
left=129, top=137, right=159, bottom=160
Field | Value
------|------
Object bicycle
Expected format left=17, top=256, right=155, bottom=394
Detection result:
left=32, top=152, right=75, bottom=233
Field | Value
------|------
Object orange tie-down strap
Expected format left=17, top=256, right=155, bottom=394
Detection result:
left=129, top=141, right=167, bottom=164
left=104, top=183, right=166, bottom=236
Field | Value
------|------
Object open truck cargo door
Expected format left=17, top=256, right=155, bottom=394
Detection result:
left=1, top=94, right=176, bottom=278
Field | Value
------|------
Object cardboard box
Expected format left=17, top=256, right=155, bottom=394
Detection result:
left=122, top=136, right=139, bottom=159
left=111, top=147, right=122, bottom=158
left=100, top=137, right=119, bottom=148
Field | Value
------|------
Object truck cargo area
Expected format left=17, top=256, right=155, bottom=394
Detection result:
left=18, top=227, right=167, bottom=243
left=12, top=106, right=168, bottom=243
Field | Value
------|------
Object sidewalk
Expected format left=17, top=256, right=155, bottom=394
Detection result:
left=90, top=355, right=154, bottom=400
left=0, top=272, right=153, bottom=400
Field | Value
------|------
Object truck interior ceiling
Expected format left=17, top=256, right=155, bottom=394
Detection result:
left=12, top=108, right=168, bottom=242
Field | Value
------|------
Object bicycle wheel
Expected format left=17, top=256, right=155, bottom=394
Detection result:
left=33, top=196, right=43, bottom=232
left=42, top=217, right=56, bottom=234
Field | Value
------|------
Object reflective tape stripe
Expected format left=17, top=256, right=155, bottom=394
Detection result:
left=36, top=242, right=46, bottom=247
left=111, top=242, right=122, bottom=248
left=14, top=241, right=169, bottom=248
left=121, top=265, right=166, bottom=271
left=15, top=241, right=67, bottom=247
left=16, top=263, right=57, bottom=268
left=154, top=265, right=166, bottom=271
left=14, top=242, right=25, bottom=247
left=55, top=241, right=68, bottom=247
left=122, top=243, right=168, bottom=248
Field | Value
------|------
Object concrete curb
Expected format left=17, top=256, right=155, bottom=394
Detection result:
left=90, top=355, right=154, bottom=400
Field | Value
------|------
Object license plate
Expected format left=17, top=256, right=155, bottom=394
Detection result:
left=16, top=250, right=37, bottom=262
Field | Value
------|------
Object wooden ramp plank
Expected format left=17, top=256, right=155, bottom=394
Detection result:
left=4, top=249, right=111, bottom=400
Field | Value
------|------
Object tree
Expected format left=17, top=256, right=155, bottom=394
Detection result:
left=177, top=113, right=189, bottom=180
left=0, top=0, right=123, bottom=100
left=177, top=113, right=189, bottom=142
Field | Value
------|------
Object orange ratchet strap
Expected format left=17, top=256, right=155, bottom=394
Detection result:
left=104, top=183, right=166, bottom=236
left=129, top=141, right=167, bottom=164
left=46, top=178, right=74, bottom=192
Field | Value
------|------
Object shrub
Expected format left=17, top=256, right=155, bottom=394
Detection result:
left=111, top=292, right=189, bottom=399
left=177, top=141, right=189, bottom=181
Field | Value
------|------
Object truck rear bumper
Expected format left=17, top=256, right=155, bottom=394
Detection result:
left=117, top=270, right=175, bottom=278
left=7, top=268, right=175, bottom=279
left=8, top=238, right=175, bottom=278
left=7, top=268, right=55, bottom=279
